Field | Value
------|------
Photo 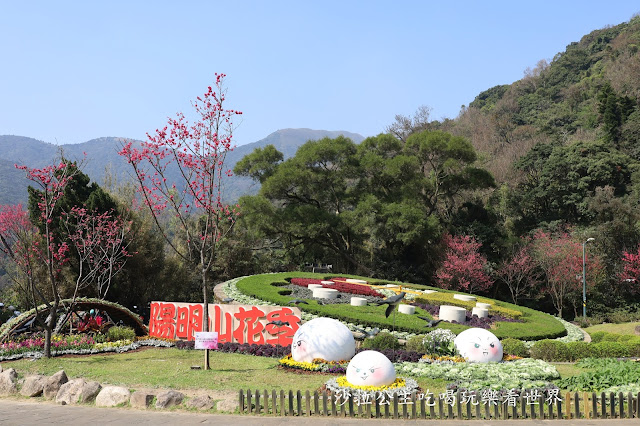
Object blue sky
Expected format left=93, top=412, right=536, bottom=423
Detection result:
left=1, top=1, right=639, bottom=146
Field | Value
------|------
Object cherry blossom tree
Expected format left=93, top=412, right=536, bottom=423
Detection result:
left=0, top=205, right=40, bottom=308
left=435, top=234, right=493, bottom=294
left=119, top=74, right=242, bottom=369
left=10, top=161, right=79, bottom=357
left=52, top=207, right=134, bottom=333
left=530, top=230, right=603, bottom=318
left=495, top=240, right=541, bottom=305
left=618, top=247, right=640, bottom=295
left=63, top=207, right=134, bottom=299
left=1, top=158, right=134, bottom=355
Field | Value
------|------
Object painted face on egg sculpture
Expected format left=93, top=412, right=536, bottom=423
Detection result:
left=453, top=328, right=503, bottom=363
left=291, top=317, right=355, bottom=363
left=346, top=350, right=396, bottom=387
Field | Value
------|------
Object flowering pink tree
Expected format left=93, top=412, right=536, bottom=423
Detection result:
left=0, top=205, right=40, bottom=304
left=435, top=234, right=493, bottom=294
left=618, top=247, right=640, bottom=294
left=63, top=207, right=134, bottom=300
left=531, top=230, right=603, bottom=318
left=11, top=161, right=78, bottom=357
left=495, top=240, right=541, bottom=305
left=119, top=74, right=242, bottom=369
left=50, top=207, right=134, bottom=333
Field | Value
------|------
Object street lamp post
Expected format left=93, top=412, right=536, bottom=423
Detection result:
left=582, top=238, right=595, bottom=318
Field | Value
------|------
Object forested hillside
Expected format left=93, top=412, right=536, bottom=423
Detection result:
left=236, top=16, right=640, bottom=321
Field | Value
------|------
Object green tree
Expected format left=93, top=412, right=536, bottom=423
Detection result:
left=237, top=130, right=494, bottom=282
left=238, top=135, right=366, bottom=273
left=404, top=130, right=495, bottom=219
left=511, top=140, right=636, bottom=232
left=233, top=144, right=284, bottom=184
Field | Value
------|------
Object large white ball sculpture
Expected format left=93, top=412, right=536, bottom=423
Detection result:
left=291, top=317, right=355, bottom=363
left=454, top=328, right=503, bottom=363
left=346, top=350, right=396, bottom=387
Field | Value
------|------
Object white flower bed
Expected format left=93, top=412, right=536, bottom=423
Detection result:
left=395, top=358, right=560, bottom=391
left=0, top=339, right=174, bottom=362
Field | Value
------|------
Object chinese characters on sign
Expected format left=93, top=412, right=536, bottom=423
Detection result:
left=194, top=332, right=219, bottom=350
left=148, top=302, right=301, bottom=346
left=332, top=388, right=563, bottom=407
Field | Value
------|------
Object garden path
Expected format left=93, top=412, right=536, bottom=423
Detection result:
left=0, top=398, right=637, bottom=425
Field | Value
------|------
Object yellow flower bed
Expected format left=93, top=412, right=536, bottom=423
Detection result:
left=335, top=376, right=407, bottom=392
left=420, top=354, right=467, bottom=363
left=502, top=354, right=523, bottom=361
left=279, top=354, right=322, bottom=371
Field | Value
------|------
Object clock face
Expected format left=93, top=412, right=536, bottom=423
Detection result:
left=454, top=328, right=503, bottom=363
left=291, top=317, right=355, bottom=363
left=346, top=350, right=396, bottom=386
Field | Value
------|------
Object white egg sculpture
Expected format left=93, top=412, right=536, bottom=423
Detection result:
left=454, top=328, right=503, bottom=363
left=346, top=350, right=396, bottom=387
left=291, top=317, right=355, bottom=363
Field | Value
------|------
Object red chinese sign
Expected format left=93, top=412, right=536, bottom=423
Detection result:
left=148, top=302, right=301, bottom=346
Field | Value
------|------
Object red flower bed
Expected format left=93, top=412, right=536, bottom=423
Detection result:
left=290, top=277, right=383, bottom=297
left=290, top=278, right=323, bottom=287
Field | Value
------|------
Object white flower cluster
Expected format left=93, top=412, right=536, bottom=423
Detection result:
left=0, top=338, right=175, bottom=362
left=423, top=328, right=457, bottom=344
left=396, top=358, right=560, bottom=391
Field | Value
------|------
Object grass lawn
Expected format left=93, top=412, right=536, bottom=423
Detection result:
left=1, top=348, right=449, bottom=394
left=584, top=321, right=640, bottom=336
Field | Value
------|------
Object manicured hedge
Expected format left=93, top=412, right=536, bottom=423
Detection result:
left=235, top=273, right=568, bottom=341
left=530, top=337, right=640, bottom=361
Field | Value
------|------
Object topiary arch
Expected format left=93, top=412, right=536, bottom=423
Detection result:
left=0, top=298, right=148, bottom=342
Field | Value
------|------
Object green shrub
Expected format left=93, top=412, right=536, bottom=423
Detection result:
left=593, top=341, right=632, bottom=358
left=501, top=338, right=529, bottom=358
left=530, top=339, right=569, bottom=361
left=405, top=335, right=427, bottom=353
left=565, top=341, right=594, bottom=361
left=574, top=315, right=604, bottom=327
left=107, top=326, right=135, bottom=342
left=362, top=332, right=399, bottom=351
left=589, top=331, right=607, bottom=343
left=601, top=332, right=621, bottom=342
left=626, top=340, right=640, bottom=356
left=607, top=309, right=637, bottom=324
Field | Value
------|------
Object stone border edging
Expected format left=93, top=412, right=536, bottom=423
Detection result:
left=0, top=364, right=238, bottom=412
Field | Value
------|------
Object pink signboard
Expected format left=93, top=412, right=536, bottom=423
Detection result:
left=194, top=332, right=219, bottom=350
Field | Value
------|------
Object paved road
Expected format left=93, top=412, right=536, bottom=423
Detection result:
left=1, top=399, right=639, bottom=425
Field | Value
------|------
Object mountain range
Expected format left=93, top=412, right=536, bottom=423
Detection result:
left=0, top=129, right=365, bottom=205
